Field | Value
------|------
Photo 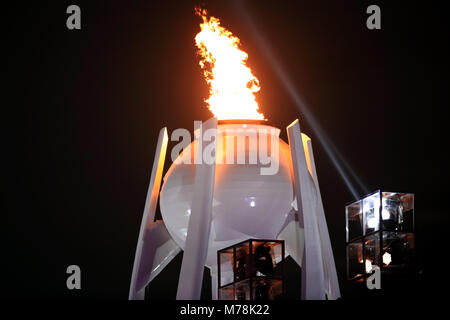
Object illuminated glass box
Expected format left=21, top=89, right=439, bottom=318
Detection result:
left=346, top=190, right=415, bottom=280
left=217, top=239, right=285, bottom=300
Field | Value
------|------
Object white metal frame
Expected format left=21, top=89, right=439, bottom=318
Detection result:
left=287, top=119, right=340, bottom=300
left=176, top=117, right=218, bottom=299
left=129, top=118, right=340, bottom=300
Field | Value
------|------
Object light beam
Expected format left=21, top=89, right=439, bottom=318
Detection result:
left=232, top=1, right=368, bottom=199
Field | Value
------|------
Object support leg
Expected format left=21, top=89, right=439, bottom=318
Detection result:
left=210, top=266, right=218, bottom=300
left=129, top=127, right=168, bottom=300
left=133, top=220, right=181, bottom=298
left=287, top=119, right=325, bottom=300
left=306, top=139, right=341, bottom=299
left=176, top=118, right=218, bottom=300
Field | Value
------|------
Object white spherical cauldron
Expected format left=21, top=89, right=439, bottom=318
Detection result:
left=160, top=123, right=297, bottom=267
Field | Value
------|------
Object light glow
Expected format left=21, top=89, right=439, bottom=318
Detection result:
left=365, top=260, right=373, bottom=273
left=383, top=252, right=392, bottom=265
left=195, top=8, right=265, bottom=120
left=367, top=217, right=378, bottom=229
left=363, top=194, right=380, bottom=229
left=382, top=208, right=391, bottom=220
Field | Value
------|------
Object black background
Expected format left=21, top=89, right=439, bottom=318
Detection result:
left=3, top=0, right=449, bottom=301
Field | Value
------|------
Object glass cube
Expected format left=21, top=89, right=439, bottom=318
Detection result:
left=346, top=191, right=415, bottom=242
left=364, top=233, right=380, bottom=274
left=252, top=278, right=283, bottom=300
left=235, top=279, right=251, bottom=300
left=382, top=192, right=414, bottom=232
left=218, top=248, right=234, bottom=287
left=346, top=200, right=363, bottom=242
left=218, top=239, right=285, bottom=300
left=382, top=231, right=415, bottom=268
left=218, top=284, right=234, bottom=300
left=346, top=190, right=416, bottom=282
left=252, top=241, right=282, bottom=277
left=234, top=242, right=251, bottom=281
left=347, top=241, right=364, bottom=280
left=363, top=191, right=381, bottom=234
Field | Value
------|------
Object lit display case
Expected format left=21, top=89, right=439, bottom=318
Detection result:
left=217, top=239, right=285, bottom=300
left=346, top=190, right=415, bottom=280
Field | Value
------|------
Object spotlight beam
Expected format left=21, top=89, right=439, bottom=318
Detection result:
left=232, top=1, right=368, bottom=199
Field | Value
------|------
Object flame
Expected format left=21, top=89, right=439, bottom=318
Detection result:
left=195, top=8, right=265, bottom=120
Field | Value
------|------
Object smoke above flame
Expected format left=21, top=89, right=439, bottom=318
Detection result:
left=195, top=8, right=265, bottom=120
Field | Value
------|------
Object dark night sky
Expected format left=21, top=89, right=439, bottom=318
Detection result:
left=4, top=0, right=449, bottom=300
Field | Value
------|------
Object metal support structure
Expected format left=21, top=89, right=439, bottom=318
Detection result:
left=277, top=208, right=304, bottom=268
left=133, top=220, right=181, bottom=298
left=287, top=119, right=326, bottom=300
left=210, top=265, right=218, bottom=300
left=306, top=139, right=341, bottom=299
left=129, top=118, right=340, bottom=301
left=176, top=117, right=218, bottom=300
left=129, top=127, right=169, bottom=300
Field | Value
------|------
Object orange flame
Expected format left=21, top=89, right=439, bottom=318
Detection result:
left=195, top=8, right=265, bottom=120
